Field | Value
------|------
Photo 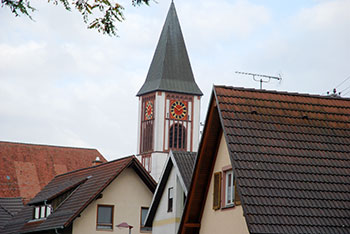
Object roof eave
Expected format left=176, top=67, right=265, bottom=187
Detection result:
left=144, top=154, right=173, bottom=227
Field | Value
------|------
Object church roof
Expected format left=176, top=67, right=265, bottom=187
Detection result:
left=136, top=2, right=202, bottom=96
left=0, top=141, right=106, bottom=203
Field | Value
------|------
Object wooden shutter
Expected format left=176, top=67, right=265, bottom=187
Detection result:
left=234, top=179, right=241, bottom=205
left=213, top=172, right=221, bottom=210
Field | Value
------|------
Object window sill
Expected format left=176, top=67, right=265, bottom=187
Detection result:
left=140, top=229, right=152, bottom=233
left=28, top=218, right=46, bottom=223
left=96, top=228, right=113, bottom=232
left=221, top=204, right=235, bottom=210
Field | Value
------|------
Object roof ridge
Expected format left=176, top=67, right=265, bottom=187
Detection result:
left=0, top=140, right=98, bottom=151
left=215, top=85, right=350, bottom=101
left=54, top=155, right=134, bottom=178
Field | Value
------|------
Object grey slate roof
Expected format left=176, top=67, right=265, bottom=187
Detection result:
left=145, top=151, right=196, bottom=227
left=0, top=197, right=23, bottom=230
left=136, top=2, right=202, bottom=96
left=172, top=151, right=196, bottom=191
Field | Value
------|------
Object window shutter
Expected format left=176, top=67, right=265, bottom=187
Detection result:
left=213, top=172, right=221, bottom=210
left=234, top=179, right=241, bottom=205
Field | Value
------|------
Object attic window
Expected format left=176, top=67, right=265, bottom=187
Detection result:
left=168, top=187, right=174, bottom=212
left=33, top=204, right=52, bottom=220
left=302, top=115, right=309, bottom=120
left=251, top=110, right=258, bottom=115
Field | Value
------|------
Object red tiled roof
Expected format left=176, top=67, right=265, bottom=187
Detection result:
left=1, top=156, right=156, bottom=234
left=0, top=141, right=106, bottom=203
left=180, top=86, right=350, bottom=234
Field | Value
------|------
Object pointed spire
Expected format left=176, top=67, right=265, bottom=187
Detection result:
left=137, top=2, right=202, bottom=96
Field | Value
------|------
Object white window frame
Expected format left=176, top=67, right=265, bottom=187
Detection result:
left=225, top=170, right=234, bottom=206
left=33, top=204, right=52, bottom=220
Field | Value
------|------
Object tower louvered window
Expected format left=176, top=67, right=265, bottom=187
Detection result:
left=169, top=123, right=186, bottom=150
left=140, top=95, right=155, bottom=153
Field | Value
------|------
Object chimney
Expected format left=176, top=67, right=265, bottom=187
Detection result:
left=92, top=156, right=103, bottom=166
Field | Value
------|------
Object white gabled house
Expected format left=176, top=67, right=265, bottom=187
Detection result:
left=145, top=151, right=196, bottom=234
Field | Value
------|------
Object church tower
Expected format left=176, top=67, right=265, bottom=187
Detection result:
left=136, top=2, right=202, bottom=181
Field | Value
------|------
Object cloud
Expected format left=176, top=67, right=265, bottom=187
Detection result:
left=179, top=0, right=270, bottom=44
left=0, top=0, right=349, bottom=161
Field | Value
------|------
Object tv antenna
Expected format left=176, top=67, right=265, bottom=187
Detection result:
left=235, top=71, right=282, bottom=89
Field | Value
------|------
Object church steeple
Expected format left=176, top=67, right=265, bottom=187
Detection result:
left=137, top=2, right=202, bottom=181
left=137, top=2, right=202, bottom=96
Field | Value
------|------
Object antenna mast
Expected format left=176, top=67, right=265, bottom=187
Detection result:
left=235, top=71, right=282, bottom=89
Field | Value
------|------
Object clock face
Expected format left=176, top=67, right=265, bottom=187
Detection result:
left=170, top=100, right=187, bottom=120
left=145, top=101, right=153, bottom=120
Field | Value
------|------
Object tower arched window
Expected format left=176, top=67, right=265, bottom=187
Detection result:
left=169, top=123, right=186, bottom=150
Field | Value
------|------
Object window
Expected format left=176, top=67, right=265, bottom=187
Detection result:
left=225, top=170, right=234, bottom=206
left=213, top=169, right=241, bottom=210
left=140, top=207, right=152, bottom=232
left=33, top=205, right=52, bottom=220
left=142, top=155, right=151, bottom=172
left=212, top=172, right=221, bottom=210
left=168, top=187, right=174, bottom=212
left=97, top=205, right=114, bottom=230
left=169, top=123, right=186, bottom=149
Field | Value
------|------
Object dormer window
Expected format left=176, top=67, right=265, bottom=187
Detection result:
left=33, top=204, right=52, bottom=220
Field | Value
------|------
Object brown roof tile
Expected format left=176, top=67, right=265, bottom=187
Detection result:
left=179, top=86, right=350, bottom=234
left=0, top=141, right=106, bottom=203
left=215, top=86, right=350, bottom=233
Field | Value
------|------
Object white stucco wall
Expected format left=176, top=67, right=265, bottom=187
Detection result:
left=152, top=167, right=185, bottom=234
left=154, top=92, right=165, bottom=152
left=150, top=152, right=168, bottom=182
left=72, top=167, right=154, bottom=234
left=199, top=134, right=249, bottom=234
left=137, top=97, right=142, bottom=155
left=192, top=96, right=201, bottom=151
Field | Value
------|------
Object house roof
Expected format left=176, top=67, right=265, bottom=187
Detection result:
left=0, top=197, right=23, bottom=230
left=1, top=156, right=156, bottom=234
left=179, top=85, right=350, bottom=234
left=0, top=141, right=106, bottom=203
left=172, top=151, right=197, bottom=191
left=145, top=151, right=196, bottom=227
left=136, top=2, right=202, bottom=96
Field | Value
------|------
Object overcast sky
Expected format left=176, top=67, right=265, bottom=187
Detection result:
left=1, top=0, right=349, bottom=160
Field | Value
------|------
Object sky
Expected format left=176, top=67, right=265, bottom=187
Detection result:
left=1, top=0, right=349, bottom=160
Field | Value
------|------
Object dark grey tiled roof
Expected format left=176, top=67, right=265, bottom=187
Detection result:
left=0, top=197, right=23, bottom=230
left=172, top=151, right=196, bottom=191
left=1, top=157, right=156, bottom=234
left=136, top=2, right=202, bottom=96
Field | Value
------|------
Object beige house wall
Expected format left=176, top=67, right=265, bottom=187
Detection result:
left=200, top=134, right=249, bottom=234
left=72, top=167, right=153, bottom=234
